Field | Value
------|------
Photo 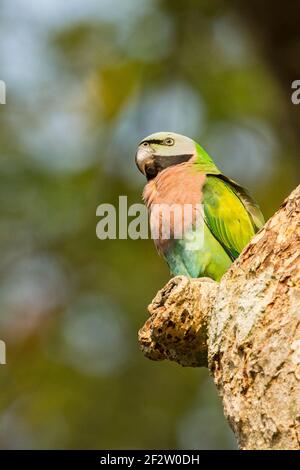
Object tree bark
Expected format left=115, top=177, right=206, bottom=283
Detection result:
left=138, top=184, right=300, bottom=450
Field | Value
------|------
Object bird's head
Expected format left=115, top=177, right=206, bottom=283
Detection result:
left=135, top=132, right=196, bottom=180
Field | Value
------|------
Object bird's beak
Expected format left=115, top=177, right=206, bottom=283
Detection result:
left=135, top=147, right=157, bottom=179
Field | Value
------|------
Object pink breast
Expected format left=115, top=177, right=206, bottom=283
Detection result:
left=143, top=162, right=205, bottom=253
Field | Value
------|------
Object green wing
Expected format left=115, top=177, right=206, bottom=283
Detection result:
left=203, top=174, right=264, bottom=260
left=216, top=174, right=265, bottom=232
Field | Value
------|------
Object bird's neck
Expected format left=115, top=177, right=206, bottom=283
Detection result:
left=194, top=143, right=220, bottom=174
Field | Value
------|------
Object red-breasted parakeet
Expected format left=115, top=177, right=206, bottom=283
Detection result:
left=135, top=132, right=264, bottom=281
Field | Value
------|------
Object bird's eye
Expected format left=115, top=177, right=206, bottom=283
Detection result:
left=164, top=138, right=174, bottom=146
left=142, top=141, right=149, bottom=147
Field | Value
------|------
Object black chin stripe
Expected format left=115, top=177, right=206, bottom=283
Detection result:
left=145, top=154, right=193, bottom=180
left=156, top=154, right=193, bottom=168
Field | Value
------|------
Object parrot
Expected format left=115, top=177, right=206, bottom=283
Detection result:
left=135, top=131, right=264, bottom=282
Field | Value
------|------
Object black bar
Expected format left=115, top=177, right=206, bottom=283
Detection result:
left=0, top=450, right=298, bottom=467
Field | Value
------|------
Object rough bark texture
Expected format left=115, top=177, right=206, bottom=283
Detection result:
left=138, top=184, right=300, bottom=450
left=139, top=276, right=218, bottom=367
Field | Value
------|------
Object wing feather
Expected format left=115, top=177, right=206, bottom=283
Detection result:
left=203, top=175, right=264, bottom=260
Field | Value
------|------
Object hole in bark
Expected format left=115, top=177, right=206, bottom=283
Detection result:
left=180, top=309, right=189, bottom=323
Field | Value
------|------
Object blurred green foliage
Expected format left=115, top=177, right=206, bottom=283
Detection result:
left=0, top=0, right=298, bottom=449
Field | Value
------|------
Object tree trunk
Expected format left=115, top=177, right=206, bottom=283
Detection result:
left=138, top=184, right=300, bottom=450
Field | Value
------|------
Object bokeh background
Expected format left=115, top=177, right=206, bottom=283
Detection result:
left=0, top=0, right=299, bottom=449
